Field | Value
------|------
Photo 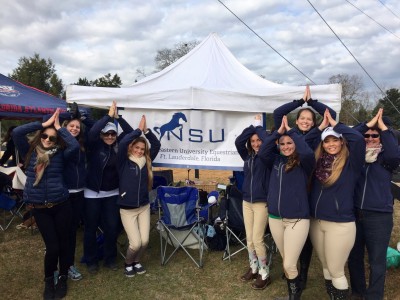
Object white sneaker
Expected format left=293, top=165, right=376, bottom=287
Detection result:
left=397, top=242, right=400, bottom=252
left=68, top=265, right=83, bottom=281
left=133, top=263, right=146, bottom=274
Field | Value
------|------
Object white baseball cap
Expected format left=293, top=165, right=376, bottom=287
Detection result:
left=321, top=127, right=342, bottom=141
left=101, top=122, right=117, bottom=133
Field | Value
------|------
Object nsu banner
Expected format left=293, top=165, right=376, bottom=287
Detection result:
left=120, top=109, right=259, bottom=171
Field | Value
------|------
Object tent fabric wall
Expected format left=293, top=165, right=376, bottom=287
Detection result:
left=66, top=33, right=341, bottom=113
left=0, top=74, right=68, bottom=119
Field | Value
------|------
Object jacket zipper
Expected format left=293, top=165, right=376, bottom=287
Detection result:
left=250, top=155, right=254, bottom=203
left=314, top=188, right=323, bottom=218
left=278, top=162, right=284, bottom=217
left=137, top=165, right=142, bottom=206
left=98, top=146, right=111, bottom=192
left=44, top=170, right=48, bottom=204
left=360, top=165, right=370, bottom=209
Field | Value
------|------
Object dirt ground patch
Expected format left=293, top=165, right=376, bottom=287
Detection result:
left=154, top=167, right=233, bottom=185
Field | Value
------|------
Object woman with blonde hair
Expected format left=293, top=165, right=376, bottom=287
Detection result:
left=305, top=109, right=365, bottom=299
left=274, top=86, right=337, bottom=289
left=117, top=115, right=161, bottom=277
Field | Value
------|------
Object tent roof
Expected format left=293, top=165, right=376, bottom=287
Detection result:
left=67, top=33, right=341, bottom=113
left=0, top=73, right=67, bottom=119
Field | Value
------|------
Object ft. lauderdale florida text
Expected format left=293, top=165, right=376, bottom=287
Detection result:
left=158, top=147, right=238, bottom=161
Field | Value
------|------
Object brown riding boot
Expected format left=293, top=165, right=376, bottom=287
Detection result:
left=240, top=268, right=258, bottom=282
left=251, top=274, right=272, bottom=290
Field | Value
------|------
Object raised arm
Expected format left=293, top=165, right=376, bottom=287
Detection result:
left=288, top=129, right=315, bottom=176
left=13, top=122, right=42, bottom=158
left=333, top=123, right=365, bottom=171
left=59, top=127, right=80, bottom=160
left=258, top=130, right=279, bottom=168
left=142, top=115, right=161, bottom=160
left=273, top=100, right=305, bottom=129
left=235, top=125, right=256, bottom=161
left=117, top=129, right=142, bottom=164
left=306, top=86, right=337, bottom=119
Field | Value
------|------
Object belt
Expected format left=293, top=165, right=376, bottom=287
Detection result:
left=33, top=200, right=66, bottom=209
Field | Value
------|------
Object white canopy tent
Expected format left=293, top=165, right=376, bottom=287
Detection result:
left=66, top=33, right=341, bottom=113
left=66, top=33, right=341, bottom=170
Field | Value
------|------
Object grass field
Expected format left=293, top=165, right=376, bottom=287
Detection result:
left=1, top=169, right=400, bottom=300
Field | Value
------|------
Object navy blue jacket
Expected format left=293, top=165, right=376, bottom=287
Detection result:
left=13, top=122, right=79, bottom=204
left=85, top=115, right=133, bottom=192
left=43, top=112, right=96, bottom=190
left=307, top=123, right=365, bottom=222
left=235, top=125, right=270, bottom=203
left=63, top=118, right=95, bottom=190
left=117, top=129, right=161, bottom=208
left=259, top=129, right=315, bottom=219
left=353, top=123, right=400, bottom=212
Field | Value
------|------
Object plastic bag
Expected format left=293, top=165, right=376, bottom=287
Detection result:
left=386, top=246, right=400, bottom=268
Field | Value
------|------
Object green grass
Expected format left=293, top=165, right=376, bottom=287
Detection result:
left=1, top=204, right=400, bottom=300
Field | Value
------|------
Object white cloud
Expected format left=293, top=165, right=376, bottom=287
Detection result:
left=0, top=0, right=399, bottom=92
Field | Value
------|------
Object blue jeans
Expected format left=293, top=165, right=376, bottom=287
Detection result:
left=348, top=209, right=393, bottom=300
left=83, top=195, right=120, bottom=266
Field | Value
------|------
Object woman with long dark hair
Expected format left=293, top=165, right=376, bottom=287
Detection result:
left=61, top=109, right=95, bottom=281
left=235, top=115, right=271, bottom=290
left=13, top=109, right=79, bottom=300
left=259, top=116, right=315, bottom=299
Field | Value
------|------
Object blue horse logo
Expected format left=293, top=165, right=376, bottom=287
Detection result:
left=154, top=112, right=187, bottom=141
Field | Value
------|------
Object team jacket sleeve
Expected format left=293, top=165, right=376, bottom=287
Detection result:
left=380, top=129, right=400, bottom=171
left=307, top=98, right=337, bottom=120
left=117, top=129, right=142, bottom=164
left=288, top=129, right=315, bottom=176
left=88, top=115, right=112, bottom=144
left=12, top=121, right=43, bottom=158
left=145, top=129, right=161, bottom=161
left=58, top=127, right=80, bottom=161
left=273, top=99, right=305, bottom=129
left=235, top=125, right=256, bottom=161
left=333, top=123, right=365, bottom=171
left=258, top=130, right=279, bottom=168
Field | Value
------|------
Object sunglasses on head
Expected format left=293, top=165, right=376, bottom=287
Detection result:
left=40, top=133, right=57, bottom=143
left=101, top=131, right=117, bottom=137
left=364, top=134, right=380, bottom=138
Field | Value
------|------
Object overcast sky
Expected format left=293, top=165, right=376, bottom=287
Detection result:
left=1, top=0, right=399, bottom=95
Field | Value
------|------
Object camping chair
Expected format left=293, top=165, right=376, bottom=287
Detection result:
left=221, top=184, right=276, bottom=268
left=156, top=186, right=206, bottom=268
left=0, top=184, right=24, bottom=231
left=199, top=190, right=219, bottom=224
left=391, top=181, right=400, bottom=201
left=150, top=175, right=169, bottom=213
left=220, top=184, right=248, bottom=261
